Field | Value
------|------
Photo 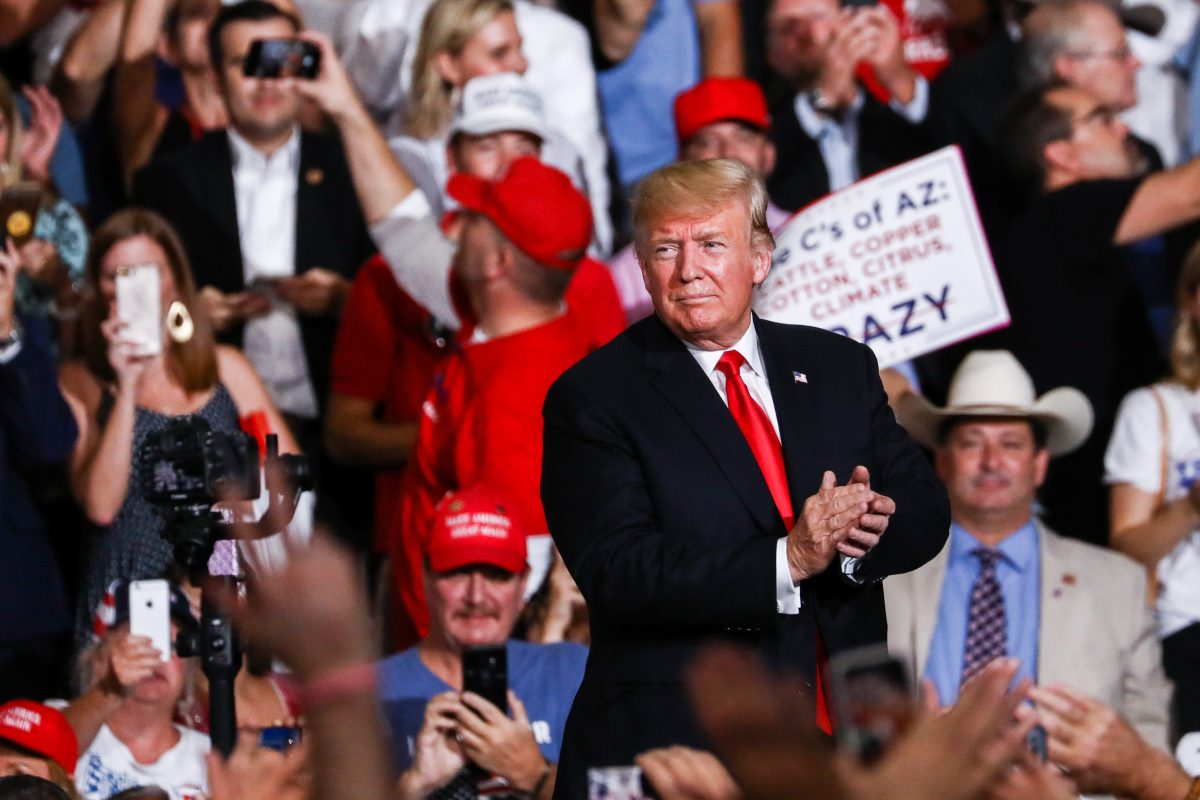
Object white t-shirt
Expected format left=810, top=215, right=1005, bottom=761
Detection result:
left=1105, top=382, right=1200, bottom=637
left=75, top=723, right=210, bottom=800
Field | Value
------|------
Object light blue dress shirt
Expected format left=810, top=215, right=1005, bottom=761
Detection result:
left=924, top=520, right=1040, bottom=706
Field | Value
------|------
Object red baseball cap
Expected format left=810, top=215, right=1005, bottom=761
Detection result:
left=0, top=700, right=79, bottom=776
left=674, top=77, right=771, bottom=145
left=447, top=157, right=592, bottom=272
left=427, top=487, right=528, bottom=574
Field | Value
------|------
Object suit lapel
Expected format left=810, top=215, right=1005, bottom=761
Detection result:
left=1036, top=520, right=1074, bottom=686
left=295, top=132, right=321, bottom=271
left=756, top=319, right=832, bottom=509
left=200, top=132, right=244, bottom=290
left=768, top=99, right=830, bottom=210
left=643, top=319, right=784, bottom=536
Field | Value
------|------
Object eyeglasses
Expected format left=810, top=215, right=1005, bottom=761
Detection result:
left=1065, top=45, right=1135, bottom=63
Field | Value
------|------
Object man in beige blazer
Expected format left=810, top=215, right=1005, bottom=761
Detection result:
left=888, top=350, right=1172, bottom=757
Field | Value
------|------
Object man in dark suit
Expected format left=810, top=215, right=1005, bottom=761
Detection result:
left=133, top=0, right=374, bottom=542
left=763, top=0, right=932, bottom=211
left=541, top=159, right=949, bottom=795
left=133, top=0, right=374, bottom=427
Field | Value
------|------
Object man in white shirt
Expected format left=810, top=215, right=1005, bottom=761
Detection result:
left=133, top=0, right=376, bottom=539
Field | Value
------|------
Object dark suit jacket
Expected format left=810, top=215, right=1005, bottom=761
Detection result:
left=541, top=315, right=949, bottom=795
left=0, top=315, right=77, bottom=644
left=132, top=129, right=375, bottom=408
left=768, top=90, right=933, bottom=212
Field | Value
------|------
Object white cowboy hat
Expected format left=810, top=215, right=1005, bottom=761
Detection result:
left=895, top=350, right=1094, bottom=456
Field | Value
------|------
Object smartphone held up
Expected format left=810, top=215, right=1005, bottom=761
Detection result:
left=115, top=263, right=163, bottom=356
left=128, top=579, right=172, bottom=661
left=829, top=645, right=916, bottom=764
left=243, top=38, right=321, bottom=80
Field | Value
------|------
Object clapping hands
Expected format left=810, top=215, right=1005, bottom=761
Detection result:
left=786, top=465, right=895, bottom=582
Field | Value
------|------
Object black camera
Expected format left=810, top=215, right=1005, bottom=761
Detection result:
left=141, top=417, right=260, bottom=505
left=139, top=416, right=312, bottom=759
left=140, top=417, right=312, bottom=571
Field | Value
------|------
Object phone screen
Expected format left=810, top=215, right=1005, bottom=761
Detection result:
left=462, top=644, right=507, bottom=714
left=587, top=766, right=659, bottom=800
left=829, top=645, right=915, bottom=763
left=243, top=39, right=321, bottom=79
left=115, top=263, right=162, bottom=356
left=128, top=579, right=172, bottom=661
left=0, top=184, right=42, bottom=247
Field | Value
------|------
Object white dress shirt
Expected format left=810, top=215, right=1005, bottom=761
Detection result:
left=228, top=127, right=319, bottom=420
left=793, top=80, right=929, bottom=191
left=686, top=320, right=862, bottom=614
left=684, top=322, right=805, bottom=614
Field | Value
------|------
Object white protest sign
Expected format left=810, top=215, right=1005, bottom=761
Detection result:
left=755, top=145, right=1008, bottom=368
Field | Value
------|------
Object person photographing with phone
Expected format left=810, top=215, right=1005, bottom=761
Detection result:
left=57, top=209, right=303, bottom=655
left=63, top=580, right=208, bottom=800
left=378, top=487, right=587, bottom=800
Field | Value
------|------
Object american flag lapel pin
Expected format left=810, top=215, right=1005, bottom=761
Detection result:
left=793, top=371, right=808, bottom=384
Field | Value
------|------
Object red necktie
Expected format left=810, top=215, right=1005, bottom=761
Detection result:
left=715, top=350, right=833, bottom=735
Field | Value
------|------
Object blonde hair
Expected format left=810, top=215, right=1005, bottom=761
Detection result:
left=1171, top=241, right=1200, bottom=390
left=406, top=0, right=515, bottom=139
left=81, top=209, right=219, bottom=393
left=0, top=73, right=23, bottom=186
left=632, top=158, right=775, bottom=261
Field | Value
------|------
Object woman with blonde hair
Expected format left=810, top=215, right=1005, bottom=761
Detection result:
left=59, top=208, right=301, bottom=652
left=405, top=0, right=524, bottom=140
left=1106, top=243, right=1200, bottom=761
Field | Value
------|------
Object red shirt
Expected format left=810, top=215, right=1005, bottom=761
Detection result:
left=564, top=257, right=626, bottom=347
left=389, top=311, right=597, bottom=647
left=329, top=255, right=449, bottom=553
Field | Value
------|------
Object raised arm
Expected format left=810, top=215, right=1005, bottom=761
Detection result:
left=58, top=320, right=151, bottom=526
left=51, top=0, right=125, bottom=122
left=1114, top=157, right=1200, bottom=245
left=694, top=0, right=744, bottom=77
left=292, top=30, right=458, bottom=326
left=111, top=0, right=171, bottom=190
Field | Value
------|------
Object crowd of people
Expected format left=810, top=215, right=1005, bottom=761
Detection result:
left=1, top=0, right=1200, bottom=795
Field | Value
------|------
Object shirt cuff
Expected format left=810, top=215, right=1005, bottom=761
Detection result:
left=0, top=330, right=22, bottom=364
left=374, top=188, right=433, bottom=225
left=775, top=537, right=803, bottom=614
left=369, top=191, right=460, bottom=330
left=840, top=554, right=864, bottom=584
left=889, top=75, right=929, bottom=124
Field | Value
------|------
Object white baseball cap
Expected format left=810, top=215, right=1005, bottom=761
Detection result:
left=449, top=72, right=549, bottom=142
